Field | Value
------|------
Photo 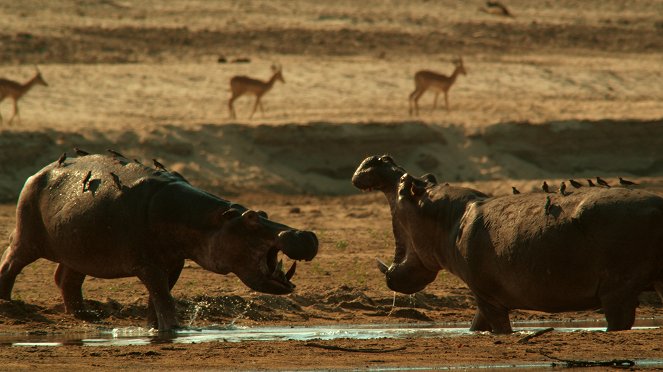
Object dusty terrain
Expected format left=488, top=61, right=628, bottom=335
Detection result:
left=1, top=0, right=663, bottom=370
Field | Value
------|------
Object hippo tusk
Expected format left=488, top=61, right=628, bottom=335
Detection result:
left=285, top=261, right=297, bottom=280
left=376, top=258, right=389, bottom=274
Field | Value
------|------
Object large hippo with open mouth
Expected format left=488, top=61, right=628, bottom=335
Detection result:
left=0, top=152, right=318, bottom=331
left=353, top=155, right=663, bottom=333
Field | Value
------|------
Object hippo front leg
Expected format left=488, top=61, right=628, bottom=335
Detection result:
left=475, top=297, right=512, bottom=334
left=601, top=291, right=638, bottom=331
left=146, top=261, right=184, bottom=329
left=138, top=265, right=179, bottom=332
left=469, top=310, right=492, bottom=332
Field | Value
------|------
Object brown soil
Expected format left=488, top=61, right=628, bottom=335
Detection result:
left=1, top=0, right=662, bottom=370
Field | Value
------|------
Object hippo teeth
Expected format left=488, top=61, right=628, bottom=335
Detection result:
left=285, top=261, right=296, bottom=280
left=376, top=258, right=389, bottom=274
left=271, top=258, right=296, bottom=283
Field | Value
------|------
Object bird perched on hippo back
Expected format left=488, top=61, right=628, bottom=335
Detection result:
left=569, top=179, right=582, bottom=189
left=0, top=152, right=318, bottom=331
left=386, top=172, right=663, bottom=333
left=619, top=177, right=637, bottom=187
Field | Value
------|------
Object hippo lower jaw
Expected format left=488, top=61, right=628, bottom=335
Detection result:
left=239, top=230, right=318, bottom=295
left=376, top=257, right=438, bottom=295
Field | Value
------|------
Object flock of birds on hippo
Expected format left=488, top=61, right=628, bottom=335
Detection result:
left=1, top=149, right=661, bottom=334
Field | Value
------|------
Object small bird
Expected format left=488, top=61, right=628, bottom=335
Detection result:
left=596, top=177, right=610, bottom=188
left=512, top=186, right=520, bottom=194
left=57, top=152, right=66, bottom=167
left=107, top=149, right=126, bottom=159
left=133, top=158, right=143, bottom=165
left=619, top=177, right=637, bottom=187
left=153, top=158, right=168, bottom=172
left=544, top=196, right=551, bottom=215
left=483, top=1, right=513, bottom=17
left=82, top=171, right=92, bottom=192
left=569, top=179, right=582, bottom=188
left=542, top=181, right=550, bottom=193
left=587, top=179, right=596, bottom=187
left=109, top=172, right=122, bottom=190
left=559, top=181, right=567, bottom=196
left=74, top=147, right=89, bottom=156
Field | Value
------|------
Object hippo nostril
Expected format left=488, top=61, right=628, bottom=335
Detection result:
left=279, top=230, right=318, bottom=261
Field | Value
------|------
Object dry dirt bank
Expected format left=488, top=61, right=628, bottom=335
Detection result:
left=1, top=119, right=663, bottom=202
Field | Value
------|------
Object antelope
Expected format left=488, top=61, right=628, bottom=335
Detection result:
left=0, top=67, right=48, bottom=125
left=228, top=64, right=284, bottom=119
left=408, top=57, right=466, bottom=116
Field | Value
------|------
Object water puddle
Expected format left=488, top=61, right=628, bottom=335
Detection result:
left=0, top=318, right=661, bottom=347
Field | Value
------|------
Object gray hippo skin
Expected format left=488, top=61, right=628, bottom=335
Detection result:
left=0, top=154, right=318, bottom=331
left=392, top=172, right=663, bottom=333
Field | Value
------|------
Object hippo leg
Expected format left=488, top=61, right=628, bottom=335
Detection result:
left=601, top=294, right=638, bottom=331
left=138, top=265, right=180, bottom=331
left=654, top=281, right=663, bottom=303
left=53, top=264, right=97, bottom=320
left=0, top=235, right=40, bottom=300
left=469, top=310, right=492, bottom=332
left=475, top=298, right=512, bottom=334
left=146, top=262, right=184, bottom=329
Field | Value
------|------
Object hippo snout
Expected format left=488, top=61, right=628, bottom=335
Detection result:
left=277, top=230, right=318, bottom=261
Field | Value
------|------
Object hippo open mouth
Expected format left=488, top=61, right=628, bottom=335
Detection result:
left=263, top=245, right=297, bottom=291
left=250, top=229, right=317, bottom=294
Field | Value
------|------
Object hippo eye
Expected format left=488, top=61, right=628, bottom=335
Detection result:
left=379, top=155, right=395, bottom=164
left=221, top=208, right=242, bottom=220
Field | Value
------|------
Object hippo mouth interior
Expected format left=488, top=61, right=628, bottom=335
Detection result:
left=264, top=245, right=297, bottom=290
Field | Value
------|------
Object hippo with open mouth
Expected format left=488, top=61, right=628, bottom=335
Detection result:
left=0, top=152, right=318, bottom=331
left=354, top=155, right=663, bottom=333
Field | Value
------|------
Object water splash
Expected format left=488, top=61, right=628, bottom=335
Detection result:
left=387, top=292, right=397, bottom=316
left=187, top=300, right=211, bottom=327
left=228, top=299, right=254, bottom=326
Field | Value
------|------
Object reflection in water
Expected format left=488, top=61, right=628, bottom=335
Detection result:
left=0, top=318, right=661, bottom=348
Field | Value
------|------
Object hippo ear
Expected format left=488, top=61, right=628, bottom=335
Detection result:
left=241, top=210, right=261, bottom=228
left=257, top=210, right=268, bottom=219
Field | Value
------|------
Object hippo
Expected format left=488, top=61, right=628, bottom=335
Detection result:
left=0, top=153, right=318, bottom=331
left=352, top=155, right=485, bottom=275
left=353, top=155, right=663, bottom=333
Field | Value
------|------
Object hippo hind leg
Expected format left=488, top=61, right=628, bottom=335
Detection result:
left=54, top=264, right=98, bottom=320
left=146, top=262, right=184, bottom=330
left=0, top=231, right=40, bottom=300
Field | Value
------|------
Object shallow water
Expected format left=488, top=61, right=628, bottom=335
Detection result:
left=0, top=318, right=661, bottom=347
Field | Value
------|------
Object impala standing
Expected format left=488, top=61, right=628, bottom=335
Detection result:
left=409, top=57, right=466, bottom=116
left=0, top=67, right=48, bottom=125
left=228, top=64, right=284, bottom=119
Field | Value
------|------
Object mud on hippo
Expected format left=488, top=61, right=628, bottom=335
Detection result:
left=353, top=155, right=663, bottom=333
left=0, top=151, right=318, bottom=331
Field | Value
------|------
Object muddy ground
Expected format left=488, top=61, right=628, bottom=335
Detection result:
left=1, top=0, right=663, bottom=370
